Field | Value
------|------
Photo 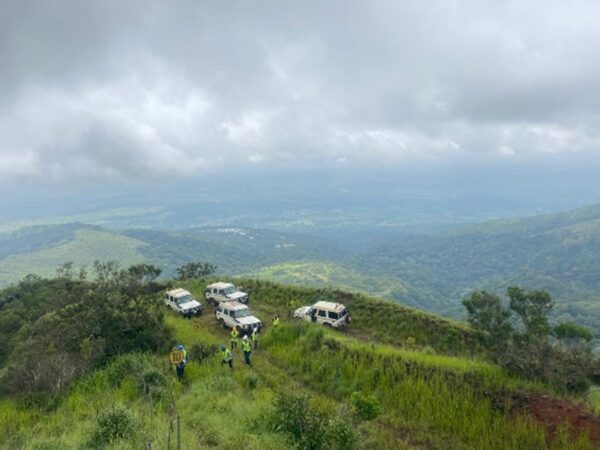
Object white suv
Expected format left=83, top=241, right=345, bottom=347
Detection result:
left=164, top=288, right=203, bottom=317
left=294, top=301, right=351, bottom=328
left=205, top=282, right=249, bottom=306
left=215, top=301, right=262, bottom=336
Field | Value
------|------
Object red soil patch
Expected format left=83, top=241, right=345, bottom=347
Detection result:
left=513, top=392, right=600, bottom=446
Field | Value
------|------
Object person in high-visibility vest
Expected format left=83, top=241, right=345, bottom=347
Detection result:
left=272, top=314, right=280, bottom=329
left=242, top=335, right=252, bottom=367
left=220, top=344, right=233, bottom=369
left=230, top=327, right=239, bottom=350
left=251, top=327, right=260, bottom=349
left=175, top=344, right=189, bottom=381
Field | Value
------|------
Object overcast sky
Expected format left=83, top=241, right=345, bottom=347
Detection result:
left=1, top=0, right=600, bottom=184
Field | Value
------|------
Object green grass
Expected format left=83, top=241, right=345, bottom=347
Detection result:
left=0, top=229, right=147, bottom=286
left=0, top=279, right=596, bottom=449
left=246, top=260, right=410, bottom=298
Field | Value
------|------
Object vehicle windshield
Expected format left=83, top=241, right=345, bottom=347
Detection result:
left=177, top=295, right=193, bottom=304
left=224, top=286, right=237, bottom=295
left=340, top=308, right=348, bottom=316
left=234, top=309, right=252, bottom=318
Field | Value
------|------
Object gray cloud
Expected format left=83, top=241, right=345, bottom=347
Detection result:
left=1, top=0, right=600, bottom=182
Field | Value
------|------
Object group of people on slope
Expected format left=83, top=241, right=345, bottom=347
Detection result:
left=173, top=313, right=282, bottom=378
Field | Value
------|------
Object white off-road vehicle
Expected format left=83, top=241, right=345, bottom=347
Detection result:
left=164, top=288, right=203, bottom=317
left=205, top=282, right=249, bottom=306
left=294, top=301, right=351, bottom=328
left=215, top=301, right=262, bottom=336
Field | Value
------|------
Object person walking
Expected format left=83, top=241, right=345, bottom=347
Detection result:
left=242, top=335, right=252, bottom=367
left=251, top=327, right=260, bottom=349
left=230, top=326, right=239, bottom=350
left=220, top=344, right=233, bottom=369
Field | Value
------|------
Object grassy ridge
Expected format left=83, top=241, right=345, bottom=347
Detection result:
left=0, top=278, right=596, bottom=449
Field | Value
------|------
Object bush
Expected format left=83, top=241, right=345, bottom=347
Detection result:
left=350, top=391, right=380, bottom=420
left=268, top=393, right=359, bottom=450
left=326, top=417, right=358, bottom=450
left=105, top=354, right=151, bottom=387
left=88, top=405, right=135, bottom=448
left=246, top=373, right=260, bottom=390
left=139, top=368, right=167, bottom=402
left=189, top=342, right=219, bottom=363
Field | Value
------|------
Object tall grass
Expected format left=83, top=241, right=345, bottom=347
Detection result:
left=263, top=323, right=595, bottom=450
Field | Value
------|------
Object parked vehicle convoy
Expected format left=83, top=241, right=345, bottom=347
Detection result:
left=216, top=301, right=262, bottom=336
left=294, top=301, right=351, bottom=328
left=164, top=288, right=203, bottom=317
left=205, top=282, right=249, bottom=305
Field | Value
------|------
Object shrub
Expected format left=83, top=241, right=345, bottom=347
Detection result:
left=105, top=354, right=151, bottom=387
left=139, top=368, right=167, bottom=402
left=268, top=393, right=360, bottom=449
left=269, top=393, right=327, bottom=449
left=246, top=373, right=260, bottom=390
left=88, top=405, right=135, bottom=448
left=350, top=391, right=380, bottom=420
left=326, top=417, right=358, bottom=450
left=189, top=343, right=219, bottom=363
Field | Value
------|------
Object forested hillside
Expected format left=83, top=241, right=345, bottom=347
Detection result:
left=2, top=203, right=600, bottom=337
left=362, top=204, right=600, bottom=332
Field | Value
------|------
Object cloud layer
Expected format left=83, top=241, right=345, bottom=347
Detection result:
left=1, top=0, right=600, bottom=182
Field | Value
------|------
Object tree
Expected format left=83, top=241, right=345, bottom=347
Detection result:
left=553, top=321, right=593, bottom=343
left=507, top=287, right=554, bottom=339
left=463, top=287, right=596, bottom=393
left=176, top=262, right=216, bottom=280
left=462, top=291, right=512, bottom=358
left=128, top=263, right=162, bottom=284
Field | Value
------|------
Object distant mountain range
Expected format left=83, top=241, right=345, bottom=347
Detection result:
left=1, top=203, right=600, bottom=335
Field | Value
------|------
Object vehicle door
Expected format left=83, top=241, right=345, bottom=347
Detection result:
left=316, top=308, right=327, bottom=325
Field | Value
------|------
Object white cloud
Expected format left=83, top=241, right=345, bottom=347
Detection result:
left=1, top=0, right=600, bottom=183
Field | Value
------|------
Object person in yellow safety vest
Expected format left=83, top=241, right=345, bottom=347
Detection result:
left=230, top=326, right=239, bottom=350
left=242, top=335, right=252, bottom=367
left=272, top=314, right=280, bottom=329
left=220, top=344, right=233, bottom=369
left=251, top=327, right=260, bottom=349
left=175, top=344, right=189, bottom=381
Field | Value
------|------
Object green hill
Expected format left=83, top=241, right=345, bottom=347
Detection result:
left=361, top=203, right=600, bottom=332
left=0, top=274, right=598, bottom=449
left=0, top=228, right=147, bottom=286
left=3, top=202, right=600, bottom=336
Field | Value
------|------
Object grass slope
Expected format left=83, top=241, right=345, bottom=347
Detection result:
left=2, top=279, right=596, bottom=449
left=0, top=229, right=146, bottom=285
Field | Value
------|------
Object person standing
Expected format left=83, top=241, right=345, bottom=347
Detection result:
left=174, top=344, right=189, bottom=381
left=220, top=344, right=233, bottom=369
left=242, top=335, right=252, bottom=367
left=251, top=327, right=260, bottom=349
left=230, top=326, right=239, bottom=350
left=272, top=314, right=280, bottom=329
